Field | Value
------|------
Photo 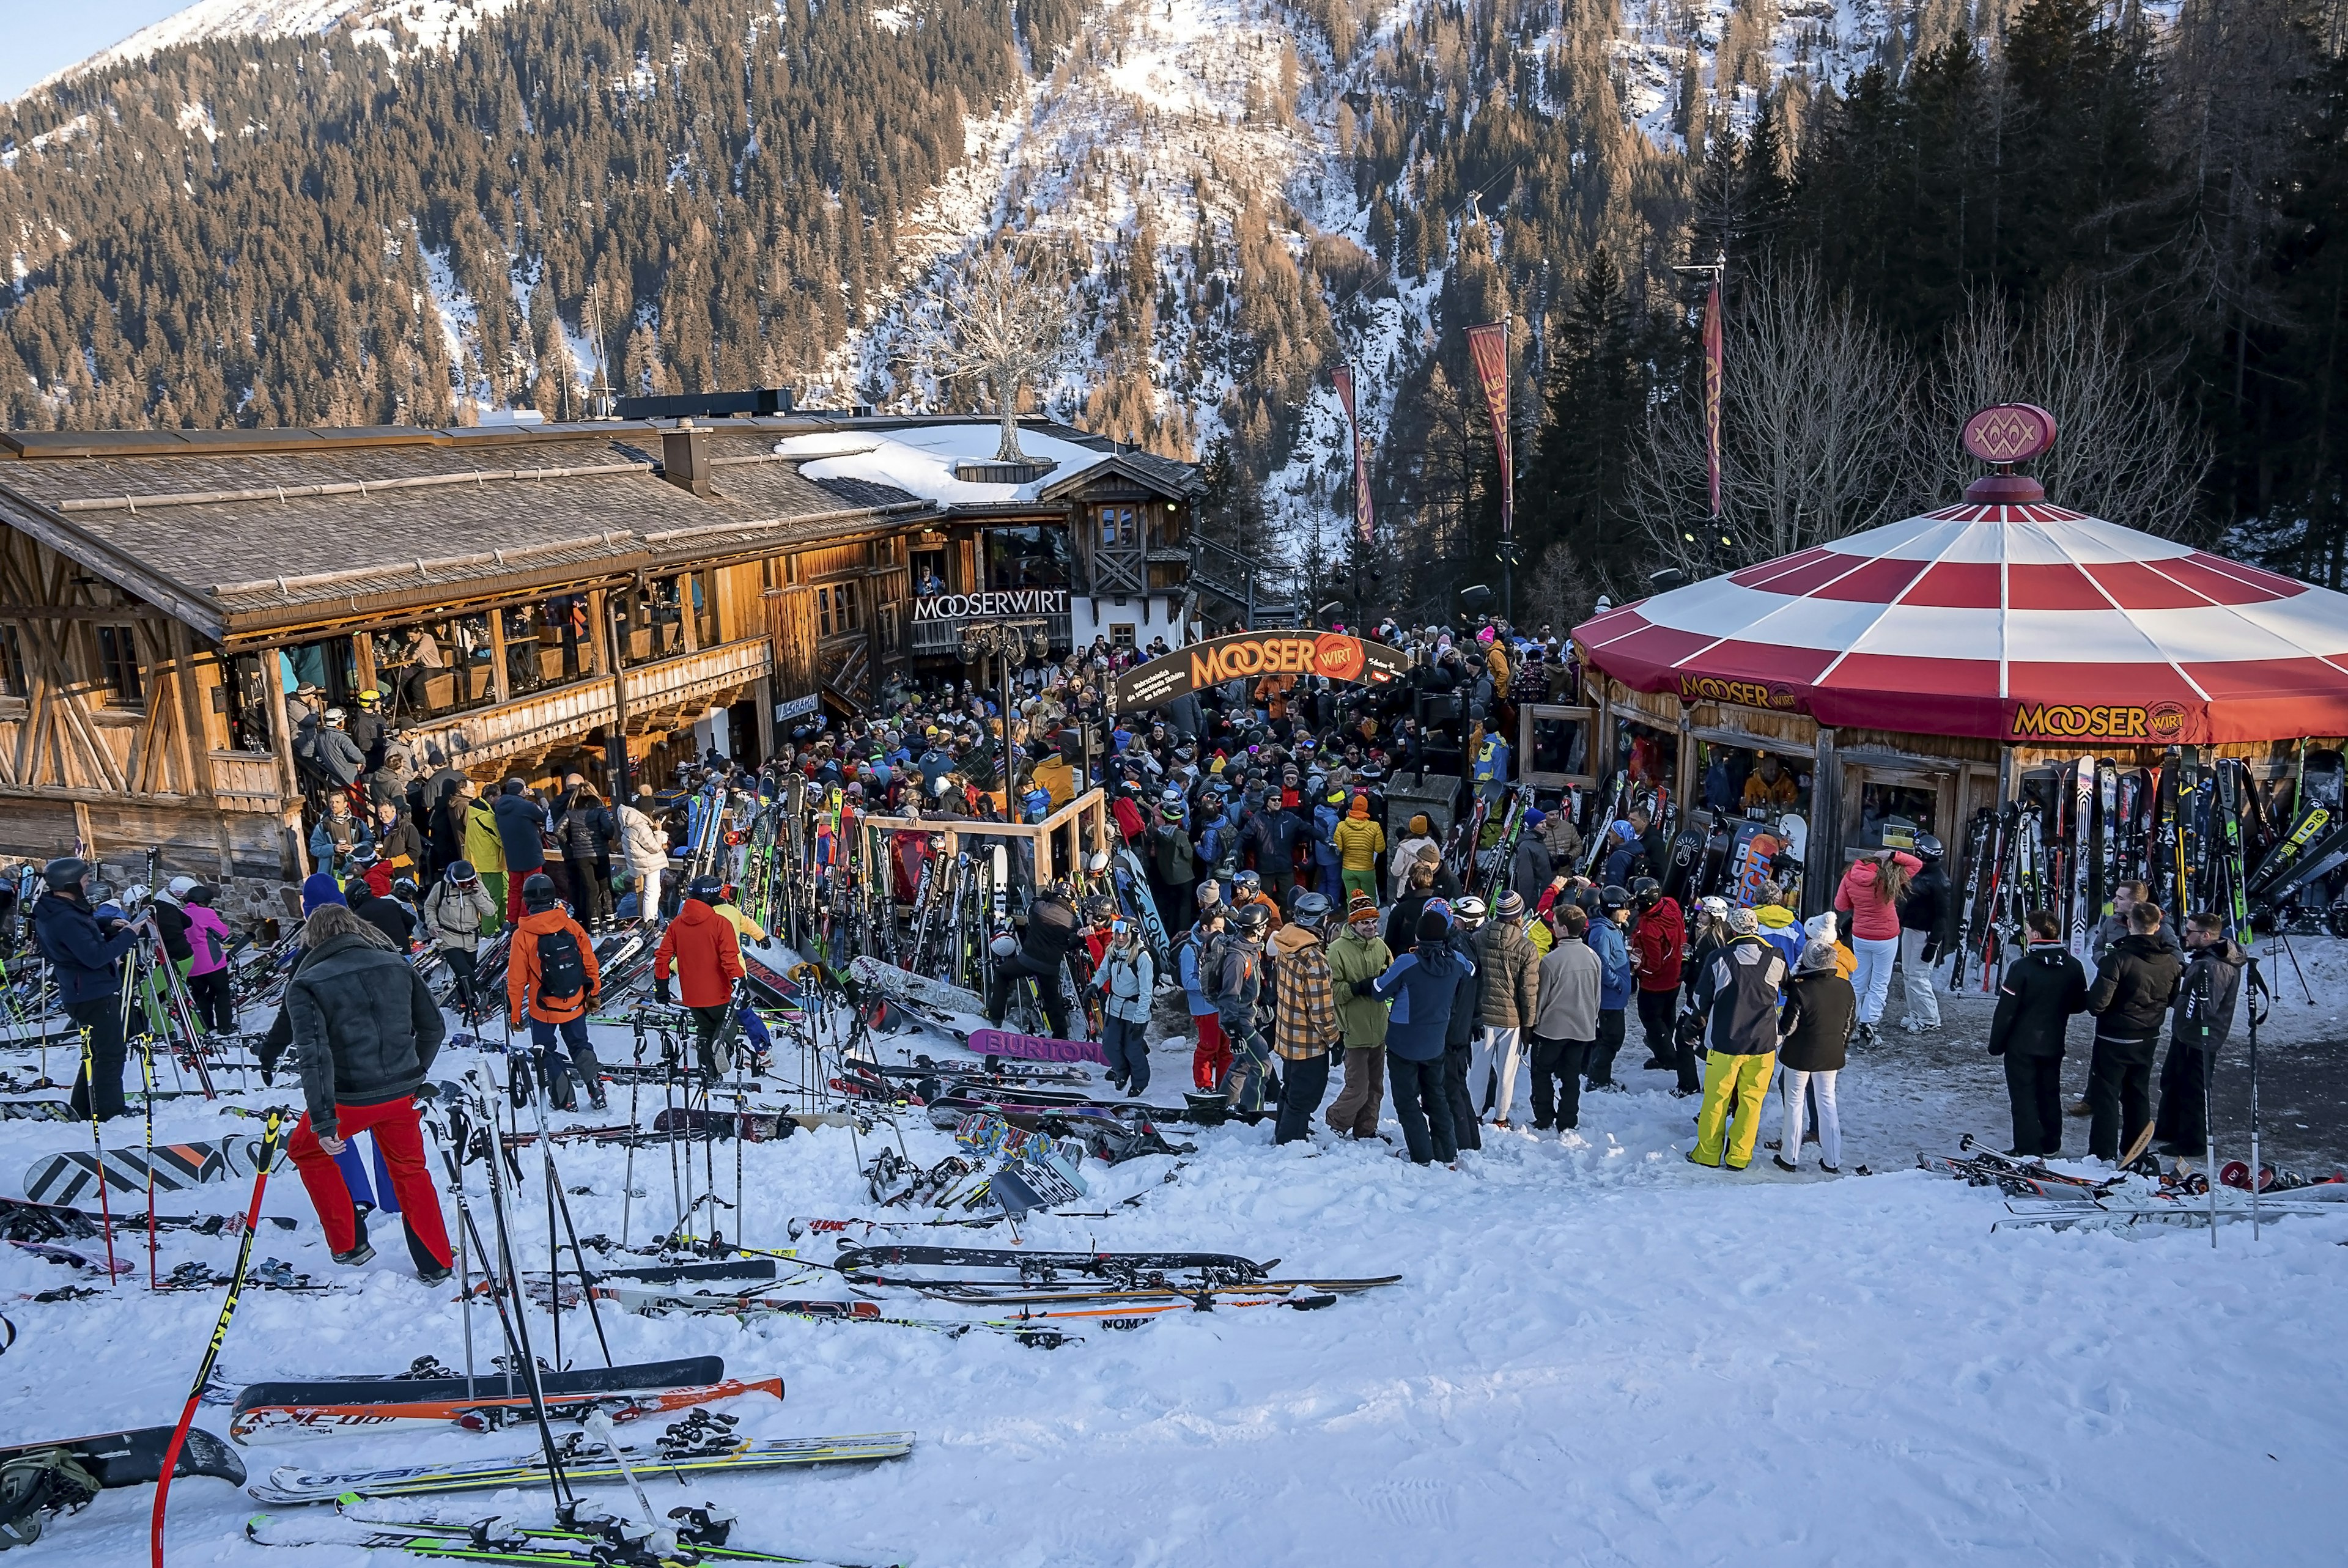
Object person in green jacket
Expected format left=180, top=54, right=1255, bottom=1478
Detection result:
left=1323, top=890, right=1395, bottom=1138
left=459, top=781, right=508, bottom=934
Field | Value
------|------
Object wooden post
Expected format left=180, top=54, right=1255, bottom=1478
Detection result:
left=262, top=654, right=311, bottom=879
left=353, top=631, right=377, bottom=699
left=1804, top=726, right=1838, bottom=918
left=487, top=608, right=511, bottom=705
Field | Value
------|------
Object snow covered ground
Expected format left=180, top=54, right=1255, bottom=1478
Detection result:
left=5, top=953, right=2346, bottom=1566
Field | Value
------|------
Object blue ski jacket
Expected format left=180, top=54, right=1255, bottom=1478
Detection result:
left=1370, top=943, right=1474, bottom=1061
left=1587, top=919, right=1634, bottom=1010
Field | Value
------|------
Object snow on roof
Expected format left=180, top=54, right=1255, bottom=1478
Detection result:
left=771, top=422, right=1117, bottom=507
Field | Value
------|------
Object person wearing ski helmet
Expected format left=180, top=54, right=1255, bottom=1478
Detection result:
left=1095, top=915, right=1155, bottom=1097
left=506, top=872, right=606, bottom=1110
left=1583, top=886, right=1635, bottom=1089
left=423, top=859, right=500, bottom=1023
left=654, top=874, right=747, bottom=1078
left=1180, top=902, right=1231, bottom=1090
left=1435, top=895, right=1485, bottom=1150
left=149, top=874, right=199, bottom=974
left=1212, top=900, right=1276, bottom=1111
left=180, top=884, right=237, bottom=1035
left=1895, top=833, right=1949, bottom=1032
left=1269, top=891, right=1340, bottom=1143
left=1626, top=875, right=1686, bottom=1078
left=986, top=879, right=1080, bottom=1041
left=31, top=856, right=146, bottom=1121
left=1150, top=798, right=1197, bottom=935
left=1230, top=867, right=1283, bottom=931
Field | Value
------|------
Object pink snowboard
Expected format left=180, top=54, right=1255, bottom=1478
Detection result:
left=964, top=1028, right=1107, bottom=1066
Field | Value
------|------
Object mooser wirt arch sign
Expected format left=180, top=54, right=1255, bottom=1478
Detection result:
left=1109, top=630, right=1412, bottom=712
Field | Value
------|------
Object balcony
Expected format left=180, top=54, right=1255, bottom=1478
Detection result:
left=413, top=636, right=772, bottom=765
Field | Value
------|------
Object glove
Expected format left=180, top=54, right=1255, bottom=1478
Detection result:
left=1919, top=940, right=1941, bottom=965
left=653, top=976, right=672, bottom=1005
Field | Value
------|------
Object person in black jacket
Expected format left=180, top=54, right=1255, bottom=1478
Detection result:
left=30, top=858, right=146, bottom=1121
left=371, top=799, right=428, bottom=883
left=1895, top=833, right=1948, bottom=1032
left=282, top=903, right=451, bottom=1278
left=555, top=784, right=618, bottom=933
left=986, top=882, right=1080, bottom=1040
left=2084, top=900, right=2185, bottom=1163
left=1776, top=941, right=1856, bottom=1172
left=2154, top=911, right=2249, bottom=1156
left=1987, top=909, right=2089, bottom=1156
left=345, top=878, right=416, bottom=951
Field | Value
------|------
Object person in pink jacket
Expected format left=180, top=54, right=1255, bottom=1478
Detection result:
left=1834, top=849, right=1921, bottom=1043
left=181, top=885, right=237, bottom=1036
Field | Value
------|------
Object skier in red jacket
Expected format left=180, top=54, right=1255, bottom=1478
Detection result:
left=653, top=874, right=745, bottom=1076
left=1628, top=877, right=1685, bottom=1077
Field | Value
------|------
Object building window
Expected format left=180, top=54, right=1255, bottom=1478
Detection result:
left=817, top=582, right=862, bottom=638
left=1097, top=504, right=1138, bottom=549
left=986, top=526, right=1070, bottom=589
left=912, top=550, right=947, bottom=595
left=95, top=624, right=145, bottom=706
left=0, top=625, right=23, bottom=698
left=1110, top=623, right=1137, bottom=650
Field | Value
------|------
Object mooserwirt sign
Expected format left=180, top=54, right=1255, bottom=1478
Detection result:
left=1110, top=630, right=1412, bottom=712
left=912, top=590, right=1069, bottom=622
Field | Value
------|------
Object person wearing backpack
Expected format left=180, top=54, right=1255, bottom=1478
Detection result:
left=1178, top=910, right=1229, bottom=1090
left=505, top=872, right=605, bottom=1110
left=181, top=885, right=237, bottom=1035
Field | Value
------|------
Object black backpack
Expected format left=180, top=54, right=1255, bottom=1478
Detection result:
left=533, top=925, right=587, bottom=1006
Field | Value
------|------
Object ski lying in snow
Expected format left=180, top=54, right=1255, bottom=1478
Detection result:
left=585, top=1289, right=1078, bottom=1347
left=1917, top=1149, right=2123, bottom=1200
left=231, top=1361, right=779, bottom=1443
left=832, top=1245, right=1271, bottom=1284
left=1, top=1196, right=300, bottom=1240
left=246, top=1507, right=873, bottom=1564
left=925, top=1275, right=1403, bottom=1305
left=1993, top=1198, right=2343, bottom=1231
left=246, top=1416, right=913, bottom=1503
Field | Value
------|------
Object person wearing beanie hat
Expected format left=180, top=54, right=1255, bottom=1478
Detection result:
left=1685, top=904, right=1787, bottom=1169
left=1529, top=902, right=1600, bottom=1132
left=1367, top=907, right=1473, bottom=1163
left=1390, top=812, right=1439, bottom=902
left=1331, top=794, right=1384, bottom=907
left=1471, top=888, right=1540, bottom=1129
left=301, top=870, right=349, bottom=915
left=1323, top=890, right=1394, bottom=1138
left=1775, top=938, right=1857, bottom=1172
left=1509, top=806, right=1555, bottom=911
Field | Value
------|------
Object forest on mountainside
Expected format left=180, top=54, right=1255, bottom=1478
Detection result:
left=1374, top=0, right=2348, bottom=629
left=0, top=0, right=1032, bottom=429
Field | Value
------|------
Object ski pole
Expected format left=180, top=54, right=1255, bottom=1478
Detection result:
left=2248, top=957, right=2264, bottom=1240
left=150, top=1109, right=283, bottom=1568
left=522, top=1050, right=613, bottom=1366
left=141, top=1036, right=157, bottom=1289
left=620, top=1021, right=644, bottom=1250
left=77, top=1027, right=117, bottom=1281
left=465, top=1071, right=573, bottom=1511
left=582, top=1410, right=676, bottom=1559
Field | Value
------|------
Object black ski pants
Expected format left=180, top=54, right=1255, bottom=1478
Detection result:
left=1637, top=988, right=1678, bottom=1067
left=566, top=855, right=611, bottom=928
left=1586, top=1009, right=1626, bottom=1088
left=2154, top=1038, right=2212, bottom=1154
left=441, top=948, right=482, bottom=1021
left=1389, top=1052, right=1456, bottom=1165
left=1529, top=1035, right=1587, bottom=1130
left=67, top=996, right=129, bottom=1122
left=1273, top=1051, right=1329, bottom=1144
left=1441, top=1042, right=1481, bottom=1151
left=187, top=968, right=235, bottom=1034
left=2004, top=1051, right=2065, bottom=1157
left=986, top=954, right=1070, bottom=1041
left=2088, top=1034, right=2156, bottom=1163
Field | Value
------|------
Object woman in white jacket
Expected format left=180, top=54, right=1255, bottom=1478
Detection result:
left=616, top=792, right=671, bottom=921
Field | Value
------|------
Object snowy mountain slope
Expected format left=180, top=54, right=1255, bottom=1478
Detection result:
left=26, top=0, right=525, bottom=97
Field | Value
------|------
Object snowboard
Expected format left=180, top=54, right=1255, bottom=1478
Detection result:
left=847, top=955, right=987, bottom=1019
left=964, top=1027, right=1107, bottom=1066
left=23, top=1133, right=268, bottom=1206
left=0, top=1424, right=245, bottom=1489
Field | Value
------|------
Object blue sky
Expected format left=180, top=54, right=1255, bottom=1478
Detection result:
left=1, top=1, right=193, bottom=103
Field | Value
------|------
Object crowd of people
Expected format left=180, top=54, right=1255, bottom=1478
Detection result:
left=15, top=617, right=2264, bottom=1296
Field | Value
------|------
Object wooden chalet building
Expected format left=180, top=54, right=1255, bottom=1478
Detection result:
left=0, top=411, right=1203, bottom=896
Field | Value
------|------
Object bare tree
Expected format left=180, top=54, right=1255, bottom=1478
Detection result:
left=921, top=245, right=1072, bottom=462
left=1919, top=285, right=2211, bottom=537
left=1630, top=262, right=1919, bottom=577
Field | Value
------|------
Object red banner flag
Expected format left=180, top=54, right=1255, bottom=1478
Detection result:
left=1466, top=322, right=1513, bottom=541
left=1331, top=364, right=1373, bottom=549
left=1702, top=280, right=1723, bottom=518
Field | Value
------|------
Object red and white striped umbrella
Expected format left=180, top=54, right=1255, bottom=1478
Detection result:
left=1573, top=496, right=2348, bottom=746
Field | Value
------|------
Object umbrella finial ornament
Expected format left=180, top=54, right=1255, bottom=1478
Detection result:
left=1962, top=403, right=2057, bottom=502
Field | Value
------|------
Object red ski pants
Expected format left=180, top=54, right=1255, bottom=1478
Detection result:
left=1191, top=1013, right=1231, bottom=1091
left=288, top=1097, right=452, bottom=1267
